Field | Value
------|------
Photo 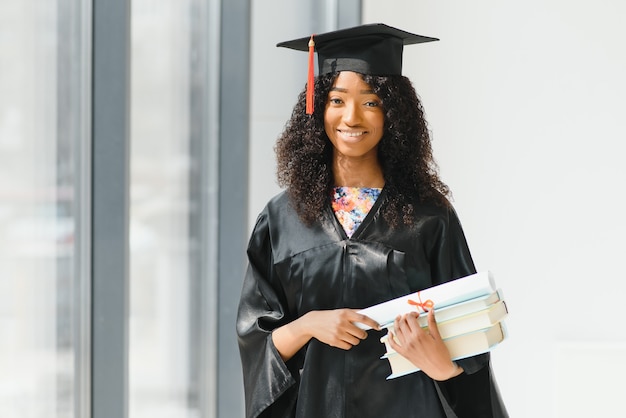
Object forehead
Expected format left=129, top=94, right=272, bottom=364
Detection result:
left=331, top=71, right=375, bottom=91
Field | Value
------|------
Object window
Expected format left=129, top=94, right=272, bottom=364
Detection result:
left=129, top=1, right=208, bottom=416
left=0, top=1, right=90, bottom=416
left=0, top=0, right=253, bottom=416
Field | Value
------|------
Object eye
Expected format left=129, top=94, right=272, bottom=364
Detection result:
left=328, top=97, right=343, bottom=105
left=364, top=100, right=381, bottom=107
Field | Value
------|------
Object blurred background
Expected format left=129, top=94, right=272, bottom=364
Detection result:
left=1, top=0, right=624, bottom=417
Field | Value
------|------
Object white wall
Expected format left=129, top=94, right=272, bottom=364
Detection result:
left=362, top=1, right=626, bottom=416
left=249, top=2, right=626, bottom=416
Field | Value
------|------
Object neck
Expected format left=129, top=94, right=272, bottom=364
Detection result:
left=332, top=154, right=385, bottom=188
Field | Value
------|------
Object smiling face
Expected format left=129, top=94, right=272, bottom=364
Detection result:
left=324, top=71, right=385, bottom=162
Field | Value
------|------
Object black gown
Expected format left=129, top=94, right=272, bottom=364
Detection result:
left=237, top=189, right=508, bottom=418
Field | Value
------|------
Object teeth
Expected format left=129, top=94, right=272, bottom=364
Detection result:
left=341, top=131, right=364, bottom=137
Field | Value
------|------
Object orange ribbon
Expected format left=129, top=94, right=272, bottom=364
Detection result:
left=407, top=292, right=434, bottom=313
left=305, top=35, right=315, bottom=115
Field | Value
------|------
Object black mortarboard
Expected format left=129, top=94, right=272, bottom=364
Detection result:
left=277, top=23, right=438, bottom=113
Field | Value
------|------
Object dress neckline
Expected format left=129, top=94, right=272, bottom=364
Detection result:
left=331, top=187, right=382, bottom=238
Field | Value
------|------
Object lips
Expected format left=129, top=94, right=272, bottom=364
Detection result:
left=339, top=130, right=365, bottom=136
left=337, top=129, right=367, bottom=141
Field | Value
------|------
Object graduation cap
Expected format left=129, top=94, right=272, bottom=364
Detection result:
left=277, top=23, right=439, bottom=114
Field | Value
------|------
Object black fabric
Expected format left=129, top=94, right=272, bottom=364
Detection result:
left=236, top=189, right=508, bottom=418
left=277, top=23, right=438, bottom=76
left=318, top=35, right=404, bottom=75
left=436, top=362, right=509, bottom=418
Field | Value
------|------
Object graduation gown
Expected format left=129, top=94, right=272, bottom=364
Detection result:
left=237, top=189, right=508, bottom=418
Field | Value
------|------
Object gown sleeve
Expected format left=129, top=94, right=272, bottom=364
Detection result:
left=236, top=211, right=300, bottom=418
left=431, top=205, right=509, bottom=418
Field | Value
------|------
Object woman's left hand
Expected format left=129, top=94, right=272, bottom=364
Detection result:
left=387, top=309, right=463, bottom=381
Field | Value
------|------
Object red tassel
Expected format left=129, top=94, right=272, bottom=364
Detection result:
left=306, top=35, right=315, bottom=115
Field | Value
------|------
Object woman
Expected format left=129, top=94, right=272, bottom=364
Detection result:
left=237, top=23, right=508, bottom=418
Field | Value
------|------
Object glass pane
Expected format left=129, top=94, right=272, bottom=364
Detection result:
left=0, top=1, right=88, bottom=417
left=129, top=1, right=201, bottom=416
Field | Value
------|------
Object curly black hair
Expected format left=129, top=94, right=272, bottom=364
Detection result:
left=275, top=72, right=450, bottom=227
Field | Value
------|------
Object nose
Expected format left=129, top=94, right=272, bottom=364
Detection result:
left=342, top=101, right=361, bottom=125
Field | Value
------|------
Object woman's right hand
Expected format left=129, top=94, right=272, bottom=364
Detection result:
left=303, top=309, right=380, bottom=349
left=272, top=309, right=380, bottom=361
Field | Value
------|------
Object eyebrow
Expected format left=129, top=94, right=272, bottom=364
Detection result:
left=330, top=87, right=376, bottom=95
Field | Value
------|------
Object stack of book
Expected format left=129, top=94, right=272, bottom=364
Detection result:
left=356, top=271, right=508, bottom=379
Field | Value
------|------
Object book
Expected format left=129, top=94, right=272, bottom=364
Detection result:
left=379, top=289, right=503, bottom=330
left=382, top=298, right=508, bottom=346
left=418, top=289, right=504, bottom=325
left=356, top=271, right=497, bottom=330
left=381, top=322, right=507, bottom=379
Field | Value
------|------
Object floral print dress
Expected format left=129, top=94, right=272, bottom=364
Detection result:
left=331, top=187, right=382, bottom=238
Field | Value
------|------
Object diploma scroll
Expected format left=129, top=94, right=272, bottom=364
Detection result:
left=355, top=271, right=496, bottom=330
